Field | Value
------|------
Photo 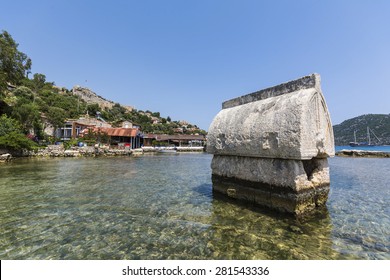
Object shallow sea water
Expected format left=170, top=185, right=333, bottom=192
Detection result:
left=0, top=153, right=389, bottom=259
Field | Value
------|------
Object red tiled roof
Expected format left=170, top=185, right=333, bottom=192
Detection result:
left=94, top=127, right=138, bottom=137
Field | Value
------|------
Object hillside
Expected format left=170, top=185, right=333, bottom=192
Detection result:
left=0, top=30, right=206, bottom=152
left=70, top=86, right=205, bottom=135
left=72, top=86, right=134, bottom=112
left=72, top=86, right=117, bottom=110
left=333, top=114, right=390, bottom=146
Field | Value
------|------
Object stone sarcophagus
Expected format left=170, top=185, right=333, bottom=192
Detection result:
left=207, top=74, right=335, bottom=216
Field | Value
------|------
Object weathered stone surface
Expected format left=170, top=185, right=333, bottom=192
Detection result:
left=211, top=155, right=330, bottom=215
left=222, top=74, right=321, bottom=109
left=212, top=175, right=329, bottom=216
left=0, top=153, right=12, bottom=162
left=207, top=74, right=335, bottom=160
left=211, top=155, right=330, bottom=192
left=336, top=149, right=390, bottom=158
left=207, top=74, right=335, bottom=216
left=64, top=150, right=81, bottom=157
left=26, top=145, right=133, bottom=157
left=72, top=86, right=134, bottom=112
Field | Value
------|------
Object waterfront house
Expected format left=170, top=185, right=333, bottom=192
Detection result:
left=91, top=127, right=142, bottom=149
left=56, top=117, right=142, bottom=148
left=56, top=117, right=111, bottom=140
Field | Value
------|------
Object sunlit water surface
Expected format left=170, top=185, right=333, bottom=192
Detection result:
left=0, top=153, right=389, bottom=259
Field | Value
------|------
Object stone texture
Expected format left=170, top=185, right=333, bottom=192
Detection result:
left=72, top=86, right=134, bottom=111
left=26, top=145, right=133, bottom=157
left=207, top=74, right=335, bottom=160
left=336, top=149, right=390, bottom=158
left=0, top=153, right=12, bottom=162
left=222, top=73, right=321, bottom=109
left=212, top=175, right=330, bottom=216
left=211, top=155, right=330, bottom=192
left=207, top=74, right=335, bottom=216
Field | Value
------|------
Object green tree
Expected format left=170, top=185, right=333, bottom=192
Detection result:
left=152, top=112, right=160, bottom=118
left=12, top=103, right=40, bottom=133
left=32, top=73, right=46, bottom=92
left=0, top=114, right=22, bottom=136
left=0, top=131, right=36, bottom=151
left=0, top=30, right=32, bottom=96
left=46, top=107, right=66, bottom=135
left=13, top=86, right=34, bottom=102
left=87, top=103, right=101, bottom=116
left=104, top=103, right=127, bottom=122
left=0, top=114, right=36, bottom=151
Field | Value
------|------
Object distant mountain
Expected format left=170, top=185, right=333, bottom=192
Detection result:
left=333, top=114, right=390, bottom=146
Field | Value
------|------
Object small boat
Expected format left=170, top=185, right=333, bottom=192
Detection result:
left=349, top=127, right=380, bottom=147
left=156, top=147, right=177, bottom=153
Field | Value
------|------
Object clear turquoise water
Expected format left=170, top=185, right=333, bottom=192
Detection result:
left=0, top=153, right=389, bottom=259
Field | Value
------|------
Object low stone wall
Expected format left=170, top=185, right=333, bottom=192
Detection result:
left=2, top=145, right=205, bottom=160
left=336, top=149, right=390, bottom=158
left=26, top=145, right=133, bottom=157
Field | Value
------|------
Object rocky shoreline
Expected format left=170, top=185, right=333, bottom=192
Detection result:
left=0, top=153, right=12, bottom=162
left=0, top=145, right=205, bottom=162
left=336, top=149, right=390, bottom=158
left=4, top=147, right=390, bottom=162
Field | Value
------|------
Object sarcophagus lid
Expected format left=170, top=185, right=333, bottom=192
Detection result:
left=207, top=74, right=335, bottom=160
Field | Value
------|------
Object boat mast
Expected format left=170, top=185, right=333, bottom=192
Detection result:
left=354, top=130, right=357, bottom=143
left=370, top=128, right=381, bottom=143
left=367, top=126, right=371, bottom=145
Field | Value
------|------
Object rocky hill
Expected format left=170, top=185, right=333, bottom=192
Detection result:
left=333, top=114, right=390, bottom=146
left=72, top=86, right=133, bottom=112
left=69, top=86, right=206, bottom=135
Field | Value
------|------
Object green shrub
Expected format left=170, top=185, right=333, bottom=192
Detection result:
left=0, top=131, right=37, bottom=151
left=0, top=114, right=37, bottom=151
left=63, top=138, right=78, bottom=150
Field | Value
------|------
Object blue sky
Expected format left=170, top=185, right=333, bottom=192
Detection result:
left=1, top=0, right=389, bottom=130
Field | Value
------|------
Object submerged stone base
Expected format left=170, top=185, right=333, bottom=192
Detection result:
left=211, top=155, right=330, bottom=216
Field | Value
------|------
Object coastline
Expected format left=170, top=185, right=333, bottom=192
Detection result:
left=0, top=145, right=205, bottom=161
left=335, top=149, right=390, bottom=158
left=4, top=145, right=390, bottom=161
left=335, top=145, right=390, bottom=158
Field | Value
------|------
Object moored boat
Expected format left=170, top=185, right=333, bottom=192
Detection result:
left=349, top=127, right=380, bottom=147
left=156, top=147, right=177, bottom=153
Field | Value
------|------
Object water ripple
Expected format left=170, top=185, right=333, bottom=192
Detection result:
left=0, top=154, right=389, bottom=259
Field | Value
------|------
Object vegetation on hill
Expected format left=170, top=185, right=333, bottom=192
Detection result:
left=333, top=114, right=390, bottom=146
left=0, top=30, right=206, bottom=151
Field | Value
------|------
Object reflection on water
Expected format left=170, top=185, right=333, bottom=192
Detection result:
left=0, top=154, right=388, bottom=259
